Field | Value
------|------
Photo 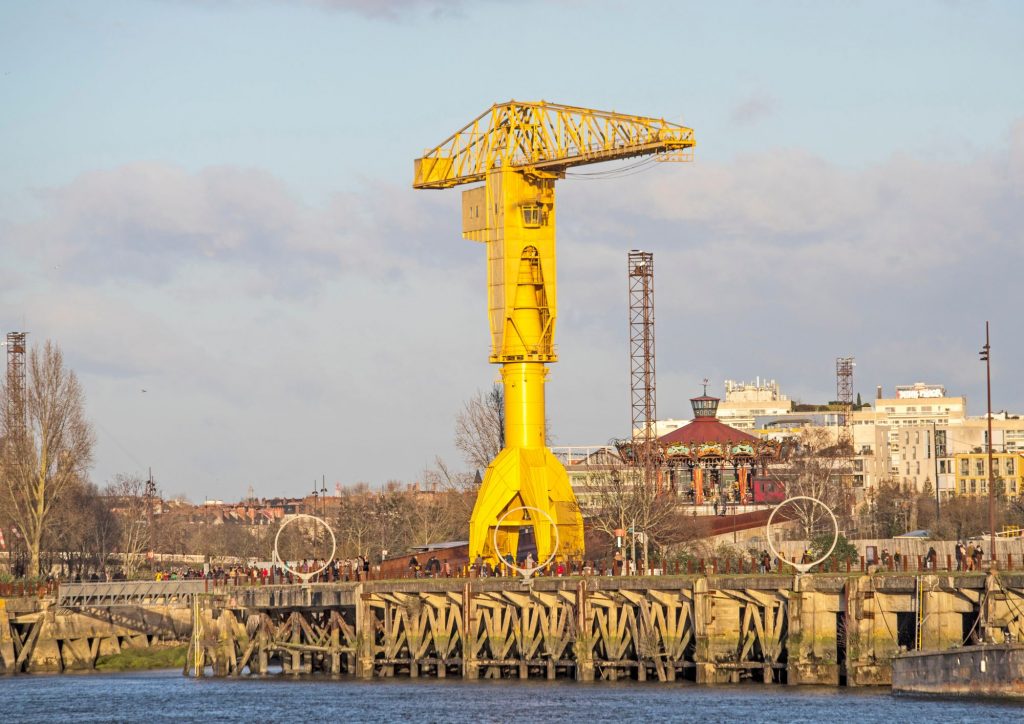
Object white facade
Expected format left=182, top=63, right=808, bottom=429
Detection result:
left=717, top=379, right=793, bottom=430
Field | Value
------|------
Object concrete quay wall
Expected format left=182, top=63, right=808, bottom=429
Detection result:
left=189, top=572, right=1024, bottom=685
left=0, top=599, right=191, bottom=674
left=893, top=643, right=1024, bottom=697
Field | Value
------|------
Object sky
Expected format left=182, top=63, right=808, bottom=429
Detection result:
left=1, top=0, right=1021, bottom=502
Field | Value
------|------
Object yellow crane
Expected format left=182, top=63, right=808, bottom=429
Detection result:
left=414, top=100, right=695, bottom=567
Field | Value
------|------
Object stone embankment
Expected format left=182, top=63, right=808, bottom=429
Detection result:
left=893, top=643, right=1024, bottom=697
left=4, top=571, right=1023, bottom=684
left=187, top=571, right=1024, bottom=685
left=0, top=581, right=200, bottom=673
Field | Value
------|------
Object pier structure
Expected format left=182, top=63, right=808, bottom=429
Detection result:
left=0, top=581, right=196, bottom=673
left=4, top=572, right=1024, bottom=681
left=183, top=572, right=1024, bottom=685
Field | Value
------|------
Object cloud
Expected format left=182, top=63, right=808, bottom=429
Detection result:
left=175, top=0, right=486, bottom=21
left=730, top=93, right=778, bottom=125
left=549, top=123, right=1023, bottom=428
left=3, top=122, right=1022, bottom=500
left=5, top=162, right=463, bottom=299
left=293, top=0, right=469, bottom=20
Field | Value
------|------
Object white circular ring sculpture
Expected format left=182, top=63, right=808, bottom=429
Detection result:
left=765, top=496, right=839, bottom=575
left=491, top=505, right=560, bottom=581
left=273, top=514, right=337, bottom=584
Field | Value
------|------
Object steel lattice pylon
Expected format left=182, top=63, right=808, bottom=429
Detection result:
left=628, top=251, right=657, bottom=488
left=5, top=332, right=27, bottom=435
left=835, top=356, right=854, bottom=434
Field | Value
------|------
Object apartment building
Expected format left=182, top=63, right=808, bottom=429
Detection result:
left=953, top=452, right=1024, bottom=498
left=716, top=378, right=792, bottom=430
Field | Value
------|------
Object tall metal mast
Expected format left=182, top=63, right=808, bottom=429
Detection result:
left=628, top=251, right=657, bottom=492
left=5, top=332, right=27, bottom=437
left=836, top=356, right=854, bottom=440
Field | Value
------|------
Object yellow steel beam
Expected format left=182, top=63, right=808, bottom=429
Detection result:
left=414, top=101, right=694, bottom=567
left=414, top=100, right=695, bottom=189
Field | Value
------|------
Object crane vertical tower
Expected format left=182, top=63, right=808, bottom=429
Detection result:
left=836, top=356, right=855, bottom=438
left=628, top=251, right=658, bottom=491
left=414, top=101, right=694, bottom=565
left=5, top=332, right=27, bottom=436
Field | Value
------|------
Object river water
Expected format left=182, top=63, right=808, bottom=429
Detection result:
left=3, top=670, right=1022, bottom=722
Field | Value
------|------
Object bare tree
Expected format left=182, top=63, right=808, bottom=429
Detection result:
left=767, top=427, right=851, bottom=540
left=424, top=456, right=478, bottom=520
left=454, top=384, right=504, bottom=471
left=331, top=488, right=378, bottom=558
left=107, top=474, right=151, bottom=578
left=577, top=458, right=705, bottom=565
left=401, top=490, right=466, bottom=549
left=45, top=479, right=118, bottom=577
left=1, top=341, right=94, bottom=578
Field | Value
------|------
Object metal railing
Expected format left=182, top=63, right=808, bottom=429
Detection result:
left=56, top=580, right=215, bottom=607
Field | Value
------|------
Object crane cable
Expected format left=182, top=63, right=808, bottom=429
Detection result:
left=565, top=156, right=660, bottom=179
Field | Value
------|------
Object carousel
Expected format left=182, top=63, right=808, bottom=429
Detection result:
left=620, top=389, right=782, bottom=507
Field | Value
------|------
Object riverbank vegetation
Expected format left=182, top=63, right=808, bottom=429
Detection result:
left=95, top=644, right=188, bottom=672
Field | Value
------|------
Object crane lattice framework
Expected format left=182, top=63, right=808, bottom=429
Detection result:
left=414, top=101, right=695, bottom=565
left=836, top=356, right=855, bottom=438
left=628, top=251, right=658, bottom=492
left=5, top=332, right=27, bottom=436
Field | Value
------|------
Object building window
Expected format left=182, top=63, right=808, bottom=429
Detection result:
left=1008, top=458, right=1016, bottom=476
left=970, top=479, right=977, bottom=493
left=916, top=462, right=921, bottom=475
left=960, top=459, right=970, bottom=476
left=976, top=460, right=985, bottom=476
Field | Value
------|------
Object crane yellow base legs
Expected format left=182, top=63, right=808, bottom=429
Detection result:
left=415, top=101, right=695, bottom=571
left=468, top=362, right=584, bottom=567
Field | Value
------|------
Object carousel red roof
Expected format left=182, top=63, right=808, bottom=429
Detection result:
left=658, top=394, right=757, bottom=445
left=659, top=417, right=757, bottom=445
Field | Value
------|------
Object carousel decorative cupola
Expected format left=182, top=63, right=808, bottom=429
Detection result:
left=690, top=379, right=719, bottom=418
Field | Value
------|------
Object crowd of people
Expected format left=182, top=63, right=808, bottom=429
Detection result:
left=54, top=540, right=1003, bottom=584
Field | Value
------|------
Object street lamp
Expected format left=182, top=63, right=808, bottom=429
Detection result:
left=980, top=322, right=995, bottom=565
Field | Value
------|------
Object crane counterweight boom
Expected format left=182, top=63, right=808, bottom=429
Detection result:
left=414, top=100, right=695, bottom=189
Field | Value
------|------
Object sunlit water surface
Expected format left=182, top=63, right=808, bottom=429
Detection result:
left=2, top=669, right=1022, bottom=722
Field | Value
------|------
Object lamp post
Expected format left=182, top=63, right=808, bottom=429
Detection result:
left=932, top=421, right=940, bottom=524
left=311, top=481, right=320, bottom=563
left=980, top=322, right=995, bottom=565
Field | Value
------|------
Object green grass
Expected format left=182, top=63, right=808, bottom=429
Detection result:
left=95, top=644, right=188, bottom=672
